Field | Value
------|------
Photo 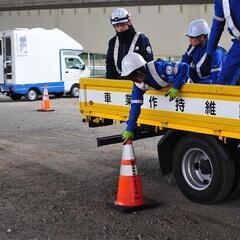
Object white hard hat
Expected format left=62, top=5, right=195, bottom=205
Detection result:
left=121, top=52, right=147, bottom=77
left=110, top=8, right=130, bottom=25
left=185, top=19, right=210, bottom=37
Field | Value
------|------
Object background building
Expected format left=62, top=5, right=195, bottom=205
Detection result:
left=0, top=1, right=231, bottom=59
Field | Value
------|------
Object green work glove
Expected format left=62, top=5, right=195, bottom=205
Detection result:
left=165, top=87, right=179, bottom=101
left=122, top=130, right=134, bottom=143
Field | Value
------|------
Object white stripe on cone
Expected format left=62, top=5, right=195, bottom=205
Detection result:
left=122, top=144, right=135, bottom=160
left=120, top=164, right=138, bottom=176
left=43, top=87, right=49, bottom=100
left=43, top=94, right=49, bottom=101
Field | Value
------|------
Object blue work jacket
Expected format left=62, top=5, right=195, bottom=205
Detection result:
left=126, top=60, right=189, bottom=132
left=182, top=42, right=226, bottom=84
left=106, top=33, right=153, bottom=79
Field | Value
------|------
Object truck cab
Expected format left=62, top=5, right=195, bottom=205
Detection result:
left=62, top=53, right=90, bottom=97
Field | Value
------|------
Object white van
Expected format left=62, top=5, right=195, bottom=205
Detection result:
left=0, top=28, right=90, bottom=100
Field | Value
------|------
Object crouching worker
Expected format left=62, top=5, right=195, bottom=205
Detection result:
left=121, top=52, right=189, bottom=142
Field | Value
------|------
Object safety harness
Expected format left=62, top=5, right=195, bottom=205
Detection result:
left=147, top=61, right=169, bottom=88
left=114, top=32, right=141, bottom=74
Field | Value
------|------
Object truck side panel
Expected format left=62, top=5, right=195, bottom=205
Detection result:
left=79, top=78, right=240, bottom=140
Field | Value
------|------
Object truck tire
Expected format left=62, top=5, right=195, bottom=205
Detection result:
left=172, top=133, right=235, bottom=204
left=226, top=140, right=240, bottom=199
left=26, top=89, right=39, bottom=101
left=10, top=93, right=22, bottom=101
left=70, top=84, right=79, bottom=98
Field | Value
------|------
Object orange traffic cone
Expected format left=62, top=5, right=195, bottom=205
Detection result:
left=37, top=86, right=54, bottom=112
left=113, top=139, right=157, bottom=213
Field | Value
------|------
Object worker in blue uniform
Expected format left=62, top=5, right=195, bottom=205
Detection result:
left=106, top=8, right=153, bottom=79
left=202, top=0, right=240, bottom=85
left=120, top=52, right=189, bottom=142
left=182, top=18, right=226, bottom=84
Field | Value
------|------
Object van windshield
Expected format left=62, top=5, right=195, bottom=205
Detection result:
left=65, top=57, right=84, bottom=70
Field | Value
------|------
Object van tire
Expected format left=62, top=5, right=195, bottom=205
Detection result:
left=26, top=89, right=39, bottom=101
left=70, top=84, right=79, bottom=98
left=172, top=134, right=235, bottom=204
left=10, top=93, right=22, bottom=101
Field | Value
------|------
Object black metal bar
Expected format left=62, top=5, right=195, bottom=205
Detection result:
left=97, top=134, right=122, bottom=147
left=97, top=130, right=163, bottom=147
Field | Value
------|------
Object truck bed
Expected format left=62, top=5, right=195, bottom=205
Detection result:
left=79, top=78, right=240, bottom=140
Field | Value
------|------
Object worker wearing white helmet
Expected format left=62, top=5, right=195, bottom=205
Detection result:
left=110, top=8, right=130, bottom=25
left=121, top=52, right=189, bottom=142
left=186, top=18, right=210, bottom=37
left=106, top=8, right=153, bottom=79
left=182, top=18, right=226, bottom=84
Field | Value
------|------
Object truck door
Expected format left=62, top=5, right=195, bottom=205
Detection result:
left=62, top=55, right=86, bottom=92
left=0, top=38, right=3, bottom=84
left=3, top=36, right=13, bottom=84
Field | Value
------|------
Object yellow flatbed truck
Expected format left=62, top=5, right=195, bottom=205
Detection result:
left=79, top=78, right=240, bottom=204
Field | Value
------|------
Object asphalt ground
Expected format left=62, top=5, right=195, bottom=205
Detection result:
left=1, top=95, right=240, bottom=240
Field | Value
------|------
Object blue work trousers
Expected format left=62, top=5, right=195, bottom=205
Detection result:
left=219, top=40, right=240, bottom=85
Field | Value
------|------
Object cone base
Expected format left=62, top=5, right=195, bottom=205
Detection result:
left=37, top=109, right=55, bottom=112
left=108, top=198, right=158, bottom=213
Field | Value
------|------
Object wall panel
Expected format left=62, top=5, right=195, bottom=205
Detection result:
left=0, top=4, right=231, bottom=57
